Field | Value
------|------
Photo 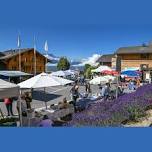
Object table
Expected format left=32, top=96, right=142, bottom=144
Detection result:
left=22, top=105, right=75, bottom=126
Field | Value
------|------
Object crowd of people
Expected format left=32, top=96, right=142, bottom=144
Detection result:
left=0, top=73, right=144, bottom=127
left=2, top=77, right=142, bottom=118
left=3, top=92, right=32, bottom=117
left=128, top=78, right=141, bottom=91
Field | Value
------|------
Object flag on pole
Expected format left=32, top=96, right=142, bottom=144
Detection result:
left=17, top=33, right=21, bottom=73
left=17, top=34, right=21, bottom=48
left=44, top=40, right=48, bottom=52
left=44, top=40, right=48, bottom=73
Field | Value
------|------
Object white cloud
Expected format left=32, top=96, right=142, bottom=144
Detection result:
left=81, top=54, right=101, bottom=66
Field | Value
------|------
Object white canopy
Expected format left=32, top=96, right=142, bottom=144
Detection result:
left=50, top=70, right=71, bottom=77
left=49, top=75, right=74, bottom=85
left=65, top=69, right=76, bottom=75
left=90, top=77, right=109, bottom=85
left=18, top=72, right=73, bottom=89
left=103, top=75, right=116, bottom=81
left=90, top=75, right=117, bottom=85
left=0, top=79, right=19, bottom=99
left=91, top=66, right=112, bottom=73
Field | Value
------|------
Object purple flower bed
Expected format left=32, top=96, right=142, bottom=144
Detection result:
left=66, top=84, right=152, bottom=127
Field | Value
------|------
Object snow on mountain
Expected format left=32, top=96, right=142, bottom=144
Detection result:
left=44, top=54, right=60, bottom=63
left=45, top=53, right=101, bottom=67
left=79, top=54, right=101, bottom=66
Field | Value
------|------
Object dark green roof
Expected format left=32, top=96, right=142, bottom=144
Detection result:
left=116, top=45, right=152, bottom=54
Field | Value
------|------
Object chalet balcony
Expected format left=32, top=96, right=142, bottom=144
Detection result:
left=121, top=59, right=152, bottom=69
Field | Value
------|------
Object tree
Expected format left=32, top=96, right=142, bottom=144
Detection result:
left=57, top=57, right=70, bottom=70
left=84, top=64, right=96, bottom=79
left=84, top=64, right=91, bottom=72
left=85, top=67, right=92, bottom=79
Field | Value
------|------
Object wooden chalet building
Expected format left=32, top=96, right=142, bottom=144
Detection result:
left=114, top=44, right=152, bottom=81
left=97, top=54, right=115, bottom=67
left=115, top=44, right=152, bottom=71
left=0, top=48, right=48, bottom=74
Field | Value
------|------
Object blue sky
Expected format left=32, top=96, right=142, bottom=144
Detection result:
left=0, top=0, right=152, bottom=59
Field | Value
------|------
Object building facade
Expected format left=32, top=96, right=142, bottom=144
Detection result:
left=0, top=48, right=47, bottom=74
left=115, top=45, right=152, bottom=71
left=97, top=54, right=114, bottom=67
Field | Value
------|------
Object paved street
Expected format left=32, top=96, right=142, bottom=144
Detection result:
left=0, top=84, right=134, bottom=117
left=0, top=85, right=100, bottom=116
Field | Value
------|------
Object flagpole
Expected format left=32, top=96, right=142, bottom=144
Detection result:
left=34, top=36, right=37, bottom=76
left=45, top=53, right=48, bottom=73
left=18, top=34, right=21, bottom=72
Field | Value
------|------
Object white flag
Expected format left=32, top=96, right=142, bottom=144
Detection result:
left=44, top=40, right=48, bottom=52
left=17, top=35, right=21, bottom=48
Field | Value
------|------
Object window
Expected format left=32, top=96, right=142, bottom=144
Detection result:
left=140, top=64, right=149, bottom=70
left=141, top=54, right=149, bottom=59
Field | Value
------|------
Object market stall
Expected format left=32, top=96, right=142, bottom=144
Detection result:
left=0, top=79, right=19, bottom=99
left=89, top=75, right=116, bottom=85
left=18, top=73, right=75, bottom=126
left=91, top=65, right=112, bottom=73
left=50, top=70, right=71, bottom=78
left=18, top=72, right=74, bottom=109
left=0, top=79, right=20, bottom=119
left=121, top=70, right=141, bottom=81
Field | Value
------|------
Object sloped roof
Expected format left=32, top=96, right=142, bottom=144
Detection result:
left=97, top=54, right=114, bottom=63
left=116, top=45, right=152, bottom=54
left=0, top=48, right=48, bottom=60
left=0, top=71, right=32, bottom=77
left=0, top=52, right=4, bottom=57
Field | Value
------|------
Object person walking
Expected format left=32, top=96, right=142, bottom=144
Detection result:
left=136, top=78, right=141, bottom=88
left=4, top=98, right=14, bottom=116
left=25, top=92, right=32, bottom=109
left=85, top=82, right=91, bottom=96
left=70, top=83, right=79, bottom=112
left=16, top=94, right=27, bottom=117
left=104, top=83, right=110, bottom=100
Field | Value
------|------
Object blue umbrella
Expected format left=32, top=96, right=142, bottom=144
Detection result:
left=121, top=70, right=141, bottom=77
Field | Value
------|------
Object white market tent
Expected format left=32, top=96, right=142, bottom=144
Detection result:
left=65, top=69, right=76, bottom=75
left=91, top=66, right=112, bottom=73
left=103, top=75, right=116, bottom=81
left=18, top=73, right=74, bottom=108
left=0, top=79, right=20, bottom=118
left=18, top=72, right=73, bottom=89
left=49, top=75, right=74, bottom=85
left=90, top=75, right=117, bottom=85
left=90, top=76, right=109, bottom=85
left=0, top=79, right=19, bottom=99
left=50, top=70, right=71, bottom=77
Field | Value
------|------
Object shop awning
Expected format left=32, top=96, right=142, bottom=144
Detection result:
left=0, top=71, right=32, bottom=77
